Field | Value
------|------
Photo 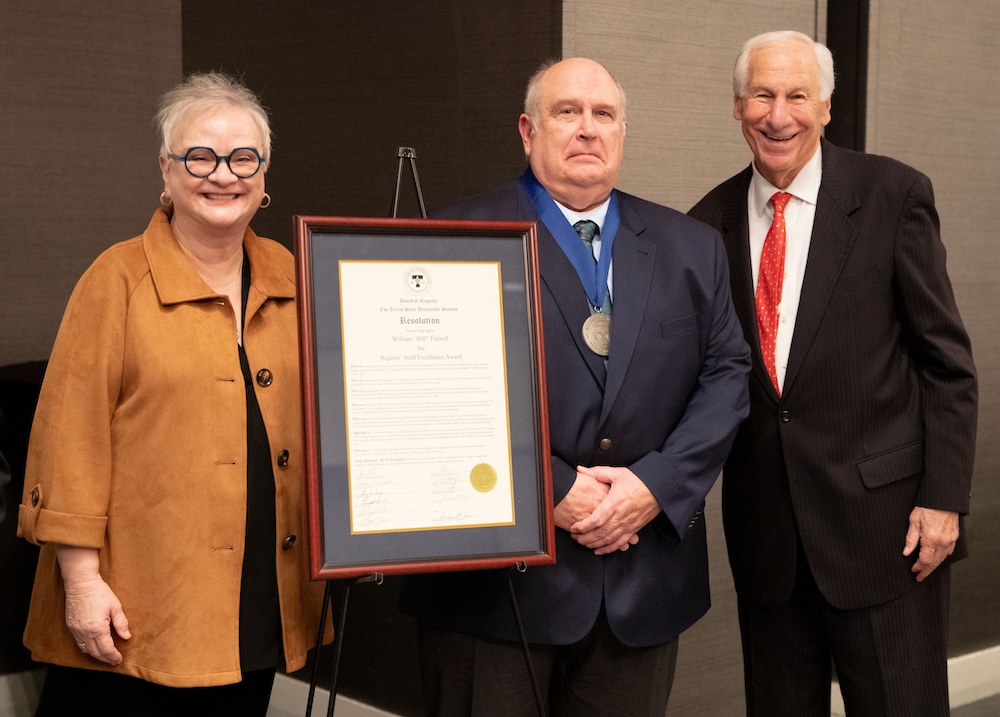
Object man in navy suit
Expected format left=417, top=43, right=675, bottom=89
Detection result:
left=688, top=31, right=977, bottom=716
left=400, top=57, right=750, bottom=716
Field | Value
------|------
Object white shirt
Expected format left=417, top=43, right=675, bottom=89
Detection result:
left=747, top=146, right=822, bottom=391
left=556, top=197, right=614, bottom=303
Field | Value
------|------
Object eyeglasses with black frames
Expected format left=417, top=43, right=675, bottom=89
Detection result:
left=167, top=147, right=266, bottom=179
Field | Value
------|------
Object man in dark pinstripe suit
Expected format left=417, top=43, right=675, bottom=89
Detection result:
left=688, top=31, right=977, bottom=716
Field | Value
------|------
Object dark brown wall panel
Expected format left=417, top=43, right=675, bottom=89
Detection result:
left=183, top=1, right=560, bottom=248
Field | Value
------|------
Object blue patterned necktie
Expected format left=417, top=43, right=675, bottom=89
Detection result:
left=573, top=220, right=612, bottom=315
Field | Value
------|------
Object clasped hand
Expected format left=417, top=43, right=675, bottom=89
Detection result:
left=553, top=466, right=661, bottom=556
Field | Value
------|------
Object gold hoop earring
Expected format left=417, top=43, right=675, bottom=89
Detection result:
left=160, top=191, right=172, bottom=206
left=260, top=193, right=271, bottom=209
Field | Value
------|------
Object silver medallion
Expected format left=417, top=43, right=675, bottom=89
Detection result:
left=582, top=313, right=611, bottom=356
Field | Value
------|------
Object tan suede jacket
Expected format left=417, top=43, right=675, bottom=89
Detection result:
left=18, top=207, right=327, bottom=687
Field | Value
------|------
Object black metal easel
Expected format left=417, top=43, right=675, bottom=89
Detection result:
left=304, top=573, right=383, bottom=717
left=303, top=567, right=544, bottom=717
left=508, top=562, right=546, bottom=716
left=392, top=146, right=428, bottom=219
left=302, top=147, right=544, bottom=717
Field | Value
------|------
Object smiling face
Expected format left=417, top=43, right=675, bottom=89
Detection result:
left=734, top=41, right=831, bottom=189
left=518, top=58, right=627, bottom=211
left=159, top=104, right=266, bottom=240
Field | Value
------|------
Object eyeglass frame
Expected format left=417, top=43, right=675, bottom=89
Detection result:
left=167, top=146, right=267, bottom=179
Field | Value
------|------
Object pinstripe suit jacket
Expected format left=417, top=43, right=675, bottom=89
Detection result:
left=688, top=139, right=978, bottom=610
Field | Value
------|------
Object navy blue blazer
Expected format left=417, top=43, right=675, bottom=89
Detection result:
left=689, top=139, right=978, bottom=610
left=400, top=178, right=750, bottom=647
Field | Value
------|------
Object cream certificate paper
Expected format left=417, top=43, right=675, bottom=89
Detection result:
left=339, top=260, right=515, bottom=534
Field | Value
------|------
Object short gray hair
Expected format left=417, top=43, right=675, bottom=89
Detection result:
left=156, top=72, right=272, bottom=164
left=522, top=58, right=627, bottom=131
left=733, top=31, right=835, bottom=101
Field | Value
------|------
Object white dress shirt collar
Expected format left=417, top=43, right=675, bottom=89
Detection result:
left=555, top=196, right=611, bottom=232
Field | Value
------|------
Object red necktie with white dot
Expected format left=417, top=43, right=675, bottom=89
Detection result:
left=756, top=192, right=792, bottom=395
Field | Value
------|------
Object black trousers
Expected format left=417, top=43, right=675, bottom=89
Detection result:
left=417, top=609, right=678, bottom=717
left=34, top=665, right=277, bottom=717
left=738, top=553, right=951, bottom=717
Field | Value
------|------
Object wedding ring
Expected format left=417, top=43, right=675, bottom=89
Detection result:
left=76, top=642, right=86, bottom=648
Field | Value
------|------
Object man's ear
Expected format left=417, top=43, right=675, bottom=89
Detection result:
left=518, top=114, right=534, bottom=156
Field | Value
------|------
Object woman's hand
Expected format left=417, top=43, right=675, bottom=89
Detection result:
left=55, top=545, right=131, bottom=665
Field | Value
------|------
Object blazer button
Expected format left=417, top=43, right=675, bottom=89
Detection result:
left=31, top=487, right=39, bottom=506
left=780, top=410, right=791, bottom=423
left=277, top=449, right=289, bottom=468
left=281, top=535, right=297, bottom=551
left=256, top=368, right=273, bottom=387
left=599, top=438, right=612, bottom=450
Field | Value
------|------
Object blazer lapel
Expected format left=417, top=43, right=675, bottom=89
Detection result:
left=516, top=185, right=607, bottom=390
left=783, top=143, right=861, bottom=395
left=600, top=199, right=652, bottom=425
left=718, top=168, right=780, bottom=400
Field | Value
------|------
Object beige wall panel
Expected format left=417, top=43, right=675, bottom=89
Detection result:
left=0, top=2, right=182, bottom=366
left=563, top=0, right=825, bottom=213
left=868, top=0, right=1000, bottom=653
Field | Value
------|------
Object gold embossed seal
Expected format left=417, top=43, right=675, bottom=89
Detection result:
left=470, top=463, right=498, bottom=493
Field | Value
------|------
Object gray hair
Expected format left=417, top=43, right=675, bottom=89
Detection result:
left=733, top=31, right=835, bottom=101
left=523, top=58, right=628, bottom=131
left=156, top=72, right=272, bottom=164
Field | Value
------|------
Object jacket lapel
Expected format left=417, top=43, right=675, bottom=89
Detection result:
left=718, top=168, right=780, bottom=399
left=783, top=142, right=861, bottom=396
left=600, top=198, right=652, bottom=426
left=515, top=185, right=607, bottom=390
left=244, top=232, right=296, bottom=322
left=144, top=207, right=219, bottom=305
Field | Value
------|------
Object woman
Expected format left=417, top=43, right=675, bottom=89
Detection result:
left=18, top=72, right=326, bottom=715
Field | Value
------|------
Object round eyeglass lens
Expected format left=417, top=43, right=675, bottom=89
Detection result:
left=181, top=148, right=262, bottom=178
left=182, top=148, right=219, bottom=177
left=226, top=149, right=263, bottom=178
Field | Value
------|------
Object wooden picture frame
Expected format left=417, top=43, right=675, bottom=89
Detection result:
left=295, top=216, right=554, bottom=580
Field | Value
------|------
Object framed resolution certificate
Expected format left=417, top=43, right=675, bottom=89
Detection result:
left=295, top=216, right=554, bottom=580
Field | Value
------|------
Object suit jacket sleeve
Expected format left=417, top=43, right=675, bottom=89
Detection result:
left=628, top=225, right=751, bottom=537
left=893, top=173, right=977, bottom=512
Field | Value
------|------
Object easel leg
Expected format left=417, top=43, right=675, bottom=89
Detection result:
left=507, top=568, right=546, bottom=717
left=305, top=581, right=334, bottom=717
left=391, top=147, right=427, bottom=219
left=326, top=581, right=354, bottom=717
left=304, top=575, right=383, bottom=716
